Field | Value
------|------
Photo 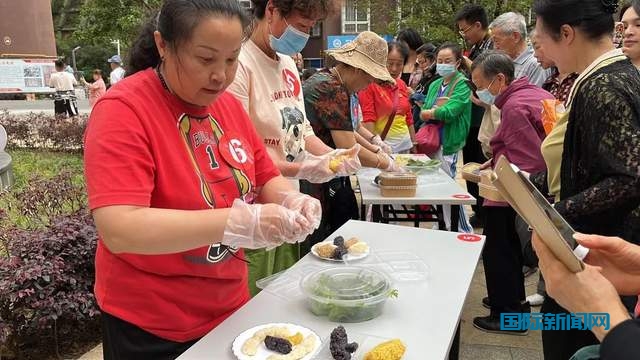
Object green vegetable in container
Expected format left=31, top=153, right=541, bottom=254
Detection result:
left=308, top=273, right=398, bottom=322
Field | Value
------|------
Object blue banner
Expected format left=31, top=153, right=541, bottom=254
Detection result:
left=327, top=34, right=396, bottom=49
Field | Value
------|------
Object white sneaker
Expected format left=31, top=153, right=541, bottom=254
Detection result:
left=526, top=293, right=544, bottom=306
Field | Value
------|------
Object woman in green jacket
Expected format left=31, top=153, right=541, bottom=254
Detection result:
left=420, top=42, right=473, bottom=233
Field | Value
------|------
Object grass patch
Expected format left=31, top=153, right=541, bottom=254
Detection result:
left=1, top=149, right=84, bottom=230
left=8, top=148, right=84, bottom=190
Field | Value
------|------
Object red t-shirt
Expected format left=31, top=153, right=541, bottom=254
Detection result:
left=359, top=79, right=413, bottom=127
left=84, top=68, right=280, bottom=342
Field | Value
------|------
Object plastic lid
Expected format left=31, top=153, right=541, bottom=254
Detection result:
left=379, top=172, right=417, bottom=180
left=300, top=267, right=392, bottom=304
left=379, top=185, right=417, bottom=190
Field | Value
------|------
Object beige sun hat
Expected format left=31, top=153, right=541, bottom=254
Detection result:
left=326, top=31, right=395, bottom=84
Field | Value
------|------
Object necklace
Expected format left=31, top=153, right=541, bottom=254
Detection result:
left=155, top=64, right=171, bottom=92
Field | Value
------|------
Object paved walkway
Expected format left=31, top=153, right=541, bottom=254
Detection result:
left=0, top=99, right=91, bottom=115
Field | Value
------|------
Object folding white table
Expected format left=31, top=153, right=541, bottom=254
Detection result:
left=177, top=220, right=485, bottom=360
left=356, top=164, right=476, bottom=231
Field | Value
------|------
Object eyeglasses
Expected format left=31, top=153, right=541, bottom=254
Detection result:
left=458, top=24, right=473, bottom=36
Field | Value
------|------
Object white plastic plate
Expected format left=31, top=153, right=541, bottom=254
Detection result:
left=310, top=240, right=370, bottom=262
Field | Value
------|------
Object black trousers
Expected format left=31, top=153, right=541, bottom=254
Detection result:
left=54, top=98, right=78, bottom=117
left=482, top=206, right=525, bottom=311
left=300, top=177, right=359, bottom=253
left=540, top=297, right=599, bottom=360
left=462, top=126, right=486, bottom=217
left=102, top=311, right=199, bottom=360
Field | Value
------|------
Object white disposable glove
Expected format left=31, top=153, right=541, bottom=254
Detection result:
left=371, top=135, right=393, bottom=154
left=328, top=144, right=362, bottom=176
left=279, top=191, right=322, bottom=230
left=294, top=145, right=362, bottom=183
left=222, top=199, right=313, bottom=250
left=381, top=153, right=404, bottom=173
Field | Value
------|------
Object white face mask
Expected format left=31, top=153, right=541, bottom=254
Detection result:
left=436, top=63, right=456, bottom=77
left=476, top=77, right=498, bottom=105
left=269, top=20, right=310, bottom=55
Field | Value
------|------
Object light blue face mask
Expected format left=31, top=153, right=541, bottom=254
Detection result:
left=436, top=63, right=456, bottom=77
left=269, top=21, right=310, bottom=55
left=476, top=78, right=497, bottom=105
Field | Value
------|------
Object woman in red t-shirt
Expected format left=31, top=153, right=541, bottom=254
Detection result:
left=83, top=1, right=321, bottom=358
left=359, top=41, right=418, bottom=154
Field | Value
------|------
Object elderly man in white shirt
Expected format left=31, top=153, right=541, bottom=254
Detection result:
left=107, top=55, right=126, bottom=86
left=489, top=12, right=552, bottom=87
left=49, top=59, right=78, bottom=117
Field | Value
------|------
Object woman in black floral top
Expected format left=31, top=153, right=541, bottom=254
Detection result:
left=299, top=31, right=403, bottom=247
left=533, top=0, right=640, bottom=359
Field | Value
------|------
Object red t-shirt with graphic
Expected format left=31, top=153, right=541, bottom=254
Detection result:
left=84, top=68, right=280, bottom=342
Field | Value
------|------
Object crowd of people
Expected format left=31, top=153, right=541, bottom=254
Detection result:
left=79, top=0, right=640, bottom=359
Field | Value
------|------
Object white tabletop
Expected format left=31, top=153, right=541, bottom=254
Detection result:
left=356, top=159, right=476, bottom=206
left=178, top=220, right=485, bottom=360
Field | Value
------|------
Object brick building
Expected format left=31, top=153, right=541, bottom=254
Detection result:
left=240, top=0, right=394, bottom=68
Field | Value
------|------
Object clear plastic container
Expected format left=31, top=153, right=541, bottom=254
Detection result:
left=300, top=267, right=393, bottom=323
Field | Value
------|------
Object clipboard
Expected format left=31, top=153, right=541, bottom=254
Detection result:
left=491, top=155, right=584, bottom=273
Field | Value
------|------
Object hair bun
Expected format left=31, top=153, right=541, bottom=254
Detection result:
left=601, top=0, right=619, bottom=14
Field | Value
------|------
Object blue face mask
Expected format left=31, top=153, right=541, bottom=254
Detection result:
left=436, top=63, right=456, bottom=77
left=476, top=78, right=497, bottom=105
left=269, top=22, right=310, bottom=55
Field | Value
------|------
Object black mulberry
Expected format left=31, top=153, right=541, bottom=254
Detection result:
left=264, top=335, right=292, bottom=354
left=333, top=236, right=345, bottom=247
left=330, top=326, right=358, bottom=360
left=332, top=246, right=348, bottom=260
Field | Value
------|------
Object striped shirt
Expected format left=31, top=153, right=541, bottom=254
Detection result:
left=514, top=47, right=553, bottom=88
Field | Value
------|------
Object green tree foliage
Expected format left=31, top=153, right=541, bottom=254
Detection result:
left=370, top=0, right=534, bottom=46
left=73, top=0, right=161, bottom=49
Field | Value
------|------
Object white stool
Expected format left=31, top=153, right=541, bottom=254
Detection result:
left=0, top=152, right=14, bottom=190
left=0, top=125, right=14, bottom=190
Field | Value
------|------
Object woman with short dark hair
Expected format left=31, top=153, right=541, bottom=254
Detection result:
left=359, top=41, right=417, bottom=154
left=621, top=0, right=640, bottom=68
left=85, top=0, right=321, bottom=357
left=420, top=42, right=474, bottom=233
left=534, top=0, right=640, bottom=357
left=410, top=43, right=439, bottom=128
left=396, top=28, right=424, bottom=86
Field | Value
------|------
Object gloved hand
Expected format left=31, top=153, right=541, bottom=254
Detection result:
left=381, top=153, right=405, bottom=173
left=279, top=191, right=322, bottom=230
left=294, top=145, right=361, bottom=183
left=222, top=199, right=313, bottom=250
left=294, top=151, right=336, bottom=183
left=370, top=135, right=393, bottom=155
left=328, top=144, right=362, bottom=176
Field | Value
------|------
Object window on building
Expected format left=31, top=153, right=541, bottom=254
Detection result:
left=342, top=0, right=370, bottom=34
left=311, top=22, right=322, bottom=37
